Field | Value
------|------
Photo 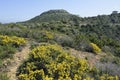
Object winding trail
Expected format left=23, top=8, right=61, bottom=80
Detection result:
left=7, top=44, right=30, bottom=80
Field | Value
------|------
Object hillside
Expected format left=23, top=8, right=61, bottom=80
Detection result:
left=27, top=9, right=81, bottom=25
left=0, top=9, right=120, bottom=80
left=83, top=12, right=120, bottom=24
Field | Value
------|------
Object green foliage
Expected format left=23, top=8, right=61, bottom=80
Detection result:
left=83, top=12, right=120, bottom=24
left=0, top=35, right=26, bottom=65
left=54, top=33, right=74, bottom=47
left=28, top=9, right=81, bottom=25
left=0, top=9, right=120, bottom=79
left=39, top=31, right=54, bottom=42
left=1, top=12, right=120, bottom=57
left=113, top=57, right=120, bottom=65
left=0, top=44, right=16, bottom=60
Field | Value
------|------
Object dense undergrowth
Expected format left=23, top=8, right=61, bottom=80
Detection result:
left=0, top=10, right=120, bottom=80
left=17, top=44, right=119, bottom=80
left=0, top=35, right=26, bottom=64
left=0, top=35, right=26, bottom=80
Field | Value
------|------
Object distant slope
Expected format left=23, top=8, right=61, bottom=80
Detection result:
left=24, top=9, right=120, bottom=57
left=27, top=9, right=81, bottom=24
left=26, top=10, right=120, bottom=25
left=83, top=12, right=120, bottom=24
left=0, top=9, right=120, bottom=79
left=1, top=9, right=120, bottom=57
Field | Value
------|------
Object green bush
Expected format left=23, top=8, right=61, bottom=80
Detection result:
left=54, top=34, right=74, bottom=47
left=0, top=45, right=16, bottom=59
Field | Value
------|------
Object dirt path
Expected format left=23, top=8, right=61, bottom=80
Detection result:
left=6, top=44, right=30, bottom=80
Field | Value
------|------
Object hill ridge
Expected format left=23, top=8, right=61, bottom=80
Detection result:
left=27, top=9, right=81, bottom=23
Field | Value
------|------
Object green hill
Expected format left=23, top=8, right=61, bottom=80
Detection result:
left=27, top=9, right=81, bottom=24
left=83, top=12, right=120, bottom=24
left=0, top=9, right=120, bottom=80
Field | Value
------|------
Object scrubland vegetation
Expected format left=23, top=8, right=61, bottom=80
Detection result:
left=0, top=10, right=120, bottom=80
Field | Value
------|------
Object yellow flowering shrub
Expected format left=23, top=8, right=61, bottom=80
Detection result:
left=100, top=74, right=119, bottom=80
left=45, top=31, right=54, bottom=39
left=40, top=31, right=54, bottom=42
left=0, top=35, right=26, bottom=46
left=18, top=70, right=45, bottom=80
left=0, top=35, right=27, bottom=60
left=90, top=43, right=101, bottom=54
left=18, top=44, right=91, bottom=80
left=17, top=44, right=119, bottom=80
left=83, top=77, right=94, bottom=80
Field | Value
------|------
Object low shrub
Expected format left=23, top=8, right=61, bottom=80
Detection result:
left=90, top=43, right=101, bottom=54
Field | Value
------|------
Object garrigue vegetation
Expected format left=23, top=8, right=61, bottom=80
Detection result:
left=0, top=35, right=26, bottom=80
left=0, top=35, right=26, bottom=62
left=0, top=35, right=26, bottom=46
left=17, top=44, right=118, bottom=80
left=0, top=10, right=120, bottom=80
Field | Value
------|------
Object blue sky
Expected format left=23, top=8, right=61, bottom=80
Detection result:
left=0, top=0, right=120, bottom=23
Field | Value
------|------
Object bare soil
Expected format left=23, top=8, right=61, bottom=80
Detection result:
left=6, top=44, right=30, bottom=80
